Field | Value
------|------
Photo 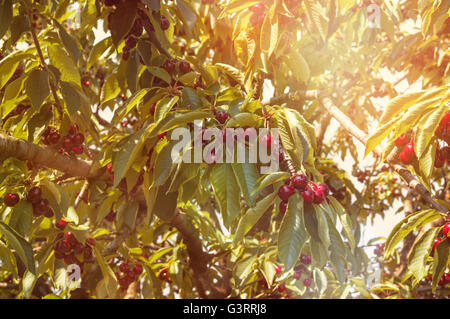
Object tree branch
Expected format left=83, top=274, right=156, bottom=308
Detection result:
left=0, top=132, right=100, bottom=179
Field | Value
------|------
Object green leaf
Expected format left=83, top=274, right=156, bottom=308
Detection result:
left=408, top=227, right=440, bottom=281
left=155, top=96, right=179, bottom=123
left=112, top=128, right=147, bottom=187
left=431, top=239, right=450, bottom=292
left=286, top=51, right=310, bottom=83
left=93, top=246, right=118, bottom=297
left=54, top=18, right=80, bottom=63
left=384, top=209, right=442, bottom=258
left=122, top=88, right=150, bottom=120
left=232, top=162, right=259, bottom=207
left=277, top=193, right=308, bottom=271
left=364, top=116, right=398, bottom=158
left=379, top=87, right=445, bottom=125
left=147, top=66, right=172, bottom=85
left=328, top=197, right=355, bottom=251
left=60, top=81, right=81, bottom=115
left=158, top=111, right=211, bottom=133
left=8, top=200, right=33, bottom=237
left=109, top=0, right=138, bottom=47
left=216, top=63, right=245, bottom=87
left=210, top=163, right=241, bottom=227
left=181, top=87, right=201, bottom=109
left=0, top=0, right=13, bottom=39
left=152, top=141, right=175, bottom=187
left=0, top=51, right=34, bottom=89
left=313, top=268, right=328, bottom=297
left=314, top=205, right=331, bottom=249
left=233, top=191, right=276, bottom=245
left=218, top=0, right=259, bottom=18
left=304, top=204, right=322, bottom=243
left=25, top=69, right=50, bottom=110
left=0, top=222, right=35, bottom=274
left=326, top=214, right=347, bottom=283
left=101, top=74, right=121, bottom=105
left=48, top=45, right=81, bottom=86
left=252, top=171, right=290, bottom=196
left=87, top=37, right=112, bottom=69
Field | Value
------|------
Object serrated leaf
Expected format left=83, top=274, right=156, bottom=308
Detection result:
left=109, top=0, right=138, bottom=47
left=252, top=171, right=290, bottom=196
left=313, top=268, right=328, bottom=296
left=232, top=162, right=259, bottom=207
left=210, top=163, right=241, bottom=227
left=25, top=69, right=50, bottom=110
left=233, top=191, right=276, bottom=245
left=408, top=227, right=440, bottom=281
left=147, top=66, right=172, bottom=85
left=0, top=222, right=35, bottom=274
left=384, top=209, right=442, bottom=258
left=277, top=194, right=308, bottom=271
left=100, top=74, right=121, bottom=105
left=8, top=200, right=33, bottom=237
left=216, top=63, right=245, bottom=87
left=93, top=246, right=118, bottom=298
left=0, top=0, right=13, bottom=39
left=155, top=96, right=179, bottom=123
left=48, top=45, right=81, bottom=86
left=431, top=239, right=450, bottom=292
left=60, top=81, right=82, bottom=115
left=87, top=37, right=112, bottom=69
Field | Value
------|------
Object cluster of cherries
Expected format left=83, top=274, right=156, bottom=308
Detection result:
left=27, top=186, right=53, bottom=218
left=249, top=3, right=266, bottom=26
left=426, top=273, right=450, bottom=287
left=42, top=124, right=85, bottom=156
left=394, top=134, right=415, bottom=165
left=293, top=254, right=313, bottom=288
left=53, top=230, right=95, bottom=271
left=162, top=58, right=191, bottom=75
left=115, top=260, right=144, bottom=291
left=278, top=174, right=329, bottom=213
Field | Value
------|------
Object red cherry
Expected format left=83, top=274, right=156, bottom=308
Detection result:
left=443, top=223, right=450, bottom=239
left=62, top=136, right=73, bottom=151
left=134, top=264, right=143, bottom=275
left=291, top=174, right=308, bottom=191
left=399, top=144, right=415, bottom=165
left=122, top=47, right=130, bottom=61
left=317, top=184, right=329, bottom=197
left=277, top=283, right=286, bottom=292
left=119, top=262, right=130, bottom=273
left=394, top=133, right=408, bottom=147
left=279, top=201, right=287, bottom=215
left=301, top=189, right=314, bottom=205
left=34, top=198, right=50, bottom=215
left=300, top=253, right=311, bottom=265
left=47, top=131, right=61, bottom=145
left=83, top=80, right=90, bottom=87
left=440, top=112, right=450, bottom=126
left=158, top=132, right=167, bottom=139
left=72, top=146, right=83, bottom=155
left=4, top=193, right=19, bottom=207
left=303, top=278, right=311, bottom=287
left=27, top=186, right=42, bottom=204
left=56, top=219, right=67, bottom=230
left=260, top=134, right=272, bottom=149
left=65, top=231, right=77, bottom=245
left=215, top=111, right=229, bottom=124
left=293, top=272, right=300, bottom=280
left=68, top=124, right=78, bottom=135
left=274, top=265, right=282, bottom=274
left=86, top=237, right=95, bottom=246
left=278, top=184, right=295, bottom=202
left=125, top=36, right=137, bottom=49
left=432, top=237, right=442, bottom=254
left=179, top=61, right=191, bottom=74
left=72, top=133, right=85, bottom=146
left=435, top=148, right=445, bottom=168
left=160, top=15, right=170, bottom=30
left=162, top=60, right=176, bottom=73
